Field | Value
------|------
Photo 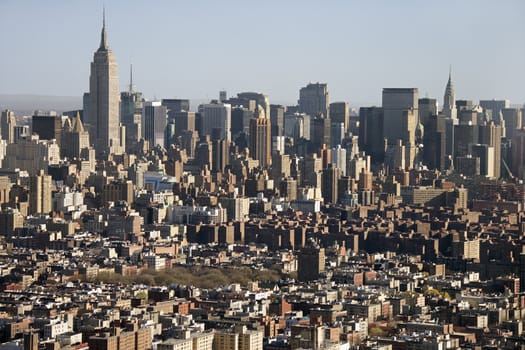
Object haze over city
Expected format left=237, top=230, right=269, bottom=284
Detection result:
left=2, top=1, right=525, bottom=349
left=1, top=0, right=524, bottom=106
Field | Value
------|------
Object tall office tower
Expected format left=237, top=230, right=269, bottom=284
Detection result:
left=390, top=140, right=406, bottom=169
left=195, top=136, right=212, bottom=168
left=302, top=153, right=322, bottom=187
left=212, top=138, right=229, bottom=173
left=1, top=110, right=16, bottom=143
left=271, top=152, right=291, bottom=186
left=173, top=111, right=196, bottom=138
left=32, top=111, right=62, bottom=147
left=358, top=107, right=385, bottom=162
left=456, top=155, right=481, bottom=176
left=502, top=108, right=522, bottom=139
left=199, top=102, right=232, bottom=141
left=270, top=104, right=285, bottom=138
left=478, top=121, right=503, bottom=179
left=512, top=128, right=525, bottom=180
left=89, top=12, right=121, bottom=155
left=120, top=65, right=144, bottom=150
left=143, top=101, right=167, bottom=149
left=29, top=170, right=52, bottom=215
left=297, top=240, right=325, bottom=282
left=423, top=115, right=447, bottom=170
left=458, top=109, right=479, bottom=125
left=469, top=144, right=495, bottom=178
left=180, top=130, right=198, bottom=158
left=321, top=163, right=341, bottom=204
left=120, top=65, right=143, bottom=125
left=162, top=99, right=190, bottom=120
left=62, top=112, right=90, bottom=159
left=330, top=122, right=344, bottom=147
left=329, top=101, right=350, bottom=134
left=418, top=98, right=438, bottom=126
left=249, top=107, right=271, bottom=167
left=165, top=122, right=175, bottom=148
left=231, top=106, right=253, bottom=137
left=310, top=116, right=331, bottom=151
left=236, top=92, right=270, bottom=120
left=284, top=113, right=310, bottom=140
left=82, top=92, right=90, bottom=124
left=456, top=100, right=473, bottom=111
left=299, top=83, right=329, bottom=118
left=331, top=145, right=347, bottom=176
left=442, top=70, right=457, bottom=120
left=454, top=124, right=479, bottom=159
left=480, top=99, right=510, bottom=123
left=382, top=88, right=418, bottom=146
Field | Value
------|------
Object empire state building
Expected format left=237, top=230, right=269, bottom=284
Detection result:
left=89, top=12, right=122, bottom=156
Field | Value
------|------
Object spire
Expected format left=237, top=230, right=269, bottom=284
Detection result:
left=446, top=65, right=454, bottom=94
left=129, top=64, right=134, bottom=93
left=99, top=7, right=108, bottom=50
left=73, top=111, right=85, bottom=133
left=443, top=65, right=456, bottom=119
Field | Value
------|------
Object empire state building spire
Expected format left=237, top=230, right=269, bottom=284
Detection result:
left=443, top=66, right=457, bottom=119
left=99, top=7, right=108, bottom=50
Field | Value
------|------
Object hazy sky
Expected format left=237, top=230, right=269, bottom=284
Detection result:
left=1, top=0, right=524, bottom=107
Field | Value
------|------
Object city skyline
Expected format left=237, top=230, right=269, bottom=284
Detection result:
left=1, top=0, right=524, bottom=106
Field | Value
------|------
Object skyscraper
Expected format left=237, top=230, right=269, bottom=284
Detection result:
left=310, top=115, right=331, bottom=151
left=212, top=138, right=229, bottom=173
left=321, top=163, right=341, bottom=204
left=469, top=143, right=495, bottom=178
left=512, top=128, right=525, bottom=180
left=480, top=99, right=510, bottom=122
left=32, top=111, right=62, bottom=147
left=249, top=107, right=271, bottom=167
left=423, top=114, right=447, bottom=170
left=62, top=112, right=90, bottom=159
left=442, top=69, right=457, bottom=120
left=299, top=83, right=329, bottom=118
left=502, top=108, right=522, bottom=139
left=89, top=11, right=122, bottom=155
left=1, top=110, right=16, bottom=143
left=418, top=98, right=438, bottom=126
left=29, top=170, right=52, bottom=215
left=120, top=65, right=144, bottom=151
left=382, top=88, right=418, bottom=146
left=143, top=101, right=167, bottom=149
left=478, top=121, right=503, bottom=179
left=199, top=102, right=231, bottom=141
left=173, top=111, right=196, bottom=138
left=358, top=107, right=384, bottom=162
left=270, top=104, right=285, bottom=138
left=329, top=102, right=350, bottom=134
left=236, top=92, right=270, bottom=121
left=162, top=99, right=191, bottom=119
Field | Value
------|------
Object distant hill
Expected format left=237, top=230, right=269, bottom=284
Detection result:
left=0, top=94, right=83, bottom=116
